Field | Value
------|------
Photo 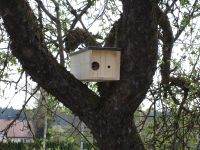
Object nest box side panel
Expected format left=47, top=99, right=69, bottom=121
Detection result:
left=70, top=50, right=91, bottom=80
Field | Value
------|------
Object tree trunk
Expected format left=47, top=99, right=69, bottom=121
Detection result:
left=94, top=114, right=145, bottom=150
left=0, top=0, right=158, bottom=149
left=93, top=1, right=158, bottom=149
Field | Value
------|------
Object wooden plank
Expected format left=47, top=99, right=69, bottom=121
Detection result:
left=70, top=50, right=91, bottom=79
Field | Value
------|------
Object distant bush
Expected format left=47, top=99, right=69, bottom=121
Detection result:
left=0, top=141, right=78, bottom=150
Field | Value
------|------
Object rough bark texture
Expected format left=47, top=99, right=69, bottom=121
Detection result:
left=95, top=1, right=158, bottom=149
left=0, top=0, right=158, bottom=149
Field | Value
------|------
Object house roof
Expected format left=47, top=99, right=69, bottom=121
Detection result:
left=0, top=119, right=34, bottom=138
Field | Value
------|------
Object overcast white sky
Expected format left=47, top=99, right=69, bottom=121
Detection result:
left=0, top=71, right=37, bottom=109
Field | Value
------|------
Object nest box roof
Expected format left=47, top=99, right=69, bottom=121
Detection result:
left=70, top=46, right=121, bottom=56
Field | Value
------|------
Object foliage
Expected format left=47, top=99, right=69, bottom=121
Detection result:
left=48, top=125, right=66, bottom=142
left=0, top=141, right=79, bottom=150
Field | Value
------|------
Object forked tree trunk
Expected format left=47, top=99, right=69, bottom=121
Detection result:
left=91, top=1, right=158, bottom=149
left=0, top=0, right=158, bottom=149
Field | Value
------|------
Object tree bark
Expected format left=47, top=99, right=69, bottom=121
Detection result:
left=0, top=0, right=158, bottom=149
left=93, top=111, right=145, bottom=150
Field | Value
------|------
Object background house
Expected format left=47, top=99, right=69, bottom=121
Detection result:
left=0, top=119, right=35, bottom=143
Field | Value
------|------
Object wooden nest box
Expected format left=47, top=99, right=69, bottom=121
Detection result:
left=70, top=47, right=121, bottom=81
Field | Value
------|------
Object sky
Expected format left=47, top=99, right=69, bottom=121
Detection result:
left=0, top=71, right=37, bottom=109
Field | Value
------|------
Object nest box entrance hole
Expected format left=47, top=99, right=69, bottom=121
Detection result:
left=91, top=61, right=100, bottom=70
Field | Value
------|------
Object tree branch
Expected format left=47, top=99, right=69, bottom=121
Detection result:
left=174, top=0, right=199, bottom=41
left=156, top=6, right=174, bottom=86
left=0, top=0, right=100, bottom=127
left=64, top=27, right=100, bottom=52
left=164, top=0, right=178, bottom=14
left=70, top=0, right=94, bottom=30
left=35, top=0, right=58, bottom=23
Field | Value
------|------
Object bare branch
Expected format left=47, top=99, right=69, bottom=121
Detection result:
left=174, top=0, right=199, bottom=41
left=156, top=6, right=174, bottom=86
left=35, top=0, right=58, bottom=23
left=0, top=0, right=100, bottom=126
left=164, top=0, right=178, bottom=14
left=70, top=1, right=93, bottom=30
